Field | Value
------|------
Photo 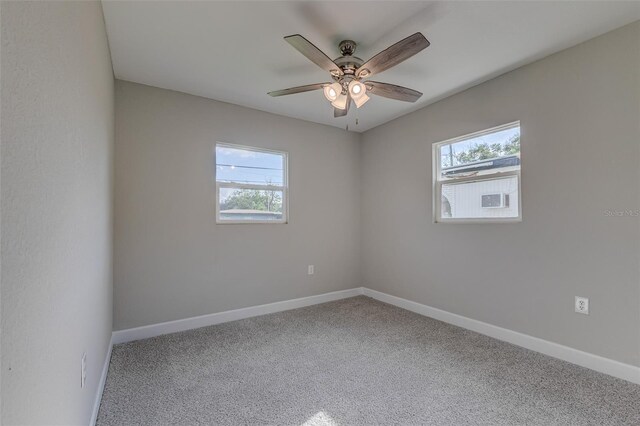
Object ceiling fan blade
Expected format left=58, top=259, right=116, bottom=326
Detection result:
left=334, top=95, right=351, bottom=118
left=366, top=81, right=423, bottom=103
left=357, top=33, right=430, bottom=78
left=268, top=83, right=330, bottom=97
left=285, top=34, right=344, bottom=76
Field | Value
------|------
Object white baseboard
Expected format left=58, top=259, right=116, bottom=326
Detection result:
left=90, top=334, right=113, bottom=426
left=107, top=286, right=639, bottom=385
left=362, top=288, right=640, bottom=385
left=112, top=288, right=364, bottom=345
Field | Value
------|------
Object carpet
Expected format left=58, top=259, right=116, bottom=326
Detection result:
left=97, top=296, right=640, bottom=425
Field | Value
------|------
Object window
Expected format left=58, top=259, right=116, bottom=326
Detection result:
left=433, top=122, right=521, bottom=223
left=215, top=143, right=288, bottom=224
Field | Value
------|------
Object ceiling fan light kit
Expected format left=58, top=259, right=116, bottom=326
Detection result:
left=268, top=32, right=430, bottom=117
left=323, top=82, right=342, bottom=102
left=331, top=92, right=348, bottom=110
left=348, top=80, right=369, bottom=108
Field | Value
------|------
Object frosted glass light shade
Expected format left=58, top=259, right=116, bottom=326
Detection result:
left=348, top=80, right=369, bottom=108
left=323, top=82, right=342, bottom=102
left=331, top=93, right=348, bottom=110
left=353, top=93, right=369, bottom=108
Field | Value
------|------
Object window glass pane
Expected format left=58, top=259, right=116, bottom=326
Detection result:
left=439, top=126, right=520, bottom=180
left=441, top=175, right=519, bottom=219
left=216, top=145, right=284, bottom=186
left=219, top=187, right=284, bottom=221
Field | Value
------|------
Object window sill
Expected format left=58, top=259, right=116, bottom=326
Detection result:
left=434, top=217, right=522, bottom=224
left=216, top=220, right=288, bottom=225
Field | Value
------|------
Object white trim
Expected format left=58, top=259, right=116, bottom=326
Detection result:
left=439, top=169, right=520, bottom=186
left=434, top=173, right=522, bottom=224
left=216, top=141, right=286, bottom=157
left=433, top=121, right=522, bottom=224
left=90, top=335, right=113, bottom=426
left=217, top=182, right=285, bottom=191
left=434, top=121, right=522, bottom=149
left=361, top=288, right=640, bottom=385
left=112, top=288, right=364, bottom=345
left=215, top=181, right=288, bottom=225
left=214, top=142, right=289, bottom=225
left=108, top=287, right=639, bottom=385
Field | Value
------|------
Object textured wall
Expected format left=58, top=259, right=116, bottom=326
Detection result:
left=1, top=1, right=114, bottom=424
left=361, top=22, right=640, bottom=366
left=113, top=81, right=361, bottom=330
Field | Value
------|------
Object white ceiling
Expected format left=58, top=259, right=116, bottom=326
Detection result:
left=102, top=1, right=640, bottom=132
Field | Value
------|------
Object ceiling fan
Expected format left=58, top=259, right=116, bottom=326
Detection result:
left=268, top=32, right=430, bottom=118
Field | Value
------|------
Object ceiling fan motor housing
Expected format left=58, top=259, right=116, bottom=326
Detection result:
left=334, top=40, right=364, bottom=78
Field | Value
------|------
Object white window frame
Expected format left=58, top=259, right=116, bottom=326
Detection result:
left=215, top=142, right=288, bottom=225
left=432, top=121, right=522, bottom=224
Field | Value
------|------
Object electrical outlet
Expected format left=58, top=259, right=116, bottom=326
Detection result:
left=81, top=353, right=87, bottom=388
left=308, top=265, right=314, bottom=275
left=575, top=296, right=589, bottom=315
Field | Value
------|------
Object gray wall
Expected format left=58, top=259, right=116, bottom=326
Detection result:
left=1, top=1, right=114, bottom=424
left=114, top=81, right=361, bottom=330
left=361, top=22, right=640, bottom=366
